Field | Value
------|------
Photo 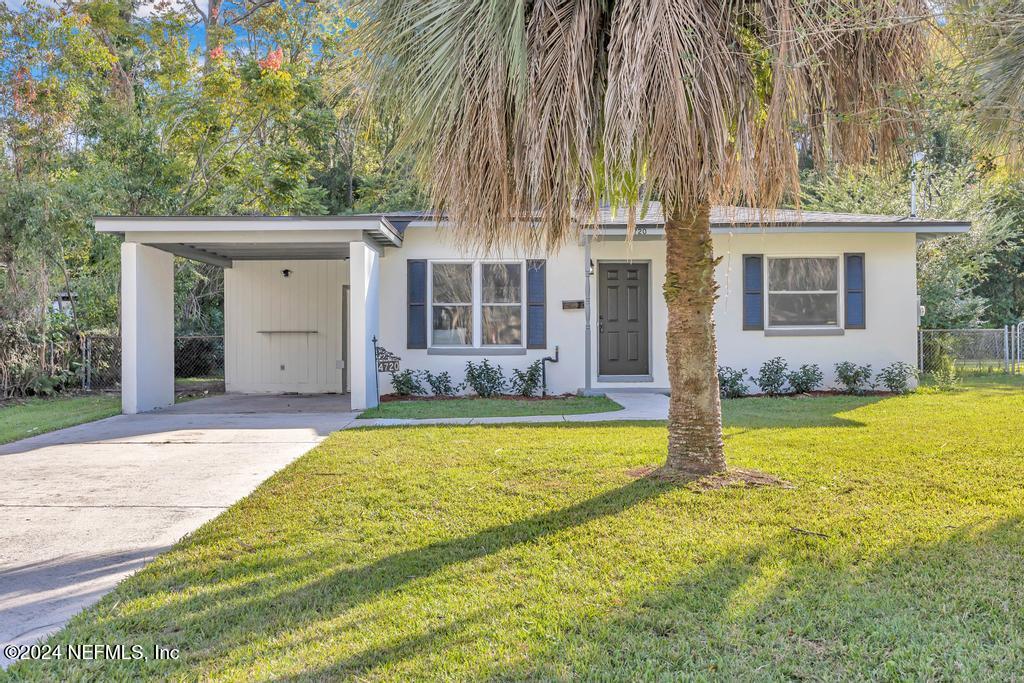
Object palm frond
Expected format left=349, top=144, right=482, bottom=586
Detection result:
left=356, top=0, right=929, bottom=251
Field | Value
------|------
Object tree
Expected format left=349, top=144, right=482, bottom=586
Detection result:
left=800, top=158, right=1008, bottom=328
left=357, top=0, right=928, bottom=478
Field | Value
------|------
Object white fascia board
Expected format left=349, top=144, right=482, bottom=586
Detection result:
left=407, top=219, right=970, bottom=237
left=95, top=216, right=385, bottom=234
left=584, top=223, right=971, bottom=237
left=376, top=217, right=404, bottom=246
left=708, top=223, right=971, bottom=234
left=122, top=229, right=367, bottom=244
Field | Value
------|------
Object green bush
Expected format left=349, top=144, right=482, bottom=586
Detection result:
left=464, top=359, right=507, bottom=397
left=834, top=361, right=874, bottom=394
left=717, top=366, right=748, bottom=398
left=421, top=370, right=463, bottom=396
left=0, top=319, right=80, bottom=398
left=753, top=357, right=788, bottom=396
left=877, top=362, right=918, bottom=393
left=510, top=360, right=544, bottom=397
left=390, top=369, right=427, bottom=396
left=931, top=356, right=961, bottom=391
left=787, top=364, right=824, bottom=394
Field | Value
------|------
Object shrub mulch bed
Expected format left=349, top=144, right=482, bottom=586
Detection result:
left=379, top=392, right=578, bottom=403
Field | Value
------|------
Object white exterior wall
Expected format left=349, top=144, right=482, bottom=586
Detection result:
left=376, top=227, right=919, bottom=394
left=376, top=229, right=578, bottom=394
left=349, top=242, right=381, bottom=410
left=224, top=260, right=348, bottom=393
left=121, top=243, right=175, bottom=413
left=714, top=232, right=919, bottom=387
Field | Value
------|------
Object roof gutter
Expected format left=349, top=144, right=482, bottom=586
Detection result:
left=584, top=222, right=971, bottom=237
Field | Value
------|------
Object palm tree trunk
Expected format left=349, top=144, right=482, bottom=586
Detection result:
left=662, top=202, right=727, bottom=476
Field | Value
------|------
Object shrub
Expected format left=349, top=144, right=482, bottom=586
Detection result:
left=787, top=364, right=823, bottom=394
left=390, top=369, right=427, bottom=396
left=0, top=319, right=81, bottom=398
left=834, top=361, right=874, bottom=394
left=25, top=366, right=78, bottom=397
left=510, top=360, right=544, bottom=397
left=421, top=370, right=463, bottom=396
left=877, top=362, right=917, bottom=394
left=717, top=366, right=748, bottom=399
left=464, top=359, right=506, bottom=397
left=753, top=357, right=788, bottom=396
left=931, top=355, right=961, bottom=391
left=921, top=332, right=958, bottom=376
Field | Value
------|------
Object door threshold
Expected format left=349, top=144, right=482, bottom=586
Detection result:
left=597, top=374, right=654, bottom=383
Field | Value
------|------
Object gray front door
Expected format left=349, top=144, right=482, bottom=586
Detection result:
left=599, top=263, right=650, bottom=376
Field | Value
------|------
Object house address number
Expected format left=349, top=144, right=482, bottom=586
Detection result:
left=375, top=345, right=401, bottom=373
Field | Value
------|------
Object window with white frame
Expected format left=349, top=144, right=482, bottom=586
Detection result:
left=431, top=262, right=473, bottom=345
left=430, top=261, right=524, bottom=347
left=481, top=263, right=522, bottom=345
left=767, top=257, right=840, bottom=327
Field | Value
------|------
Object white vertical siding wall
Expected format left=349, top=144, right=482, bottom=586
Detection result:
left=224, top=260, right=348, bottom=393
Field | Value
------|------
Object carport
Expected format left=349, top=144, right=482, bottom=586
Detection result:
left=94, top=216, right=403, bottom=414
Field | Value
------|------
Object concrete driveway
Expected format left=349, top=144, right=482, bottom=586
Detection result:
left=0, top=394, right=357, bottom=666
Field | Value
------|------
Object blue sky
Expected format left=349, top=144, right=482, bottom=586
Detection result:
left=2, top=0, right=204, bottom=13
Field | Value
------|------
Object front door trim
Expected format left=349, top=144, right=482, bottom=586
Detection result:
left=596, top=260, right=653, bottom=381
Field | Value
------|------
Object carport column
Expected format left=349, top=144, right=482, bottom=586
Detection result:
left=121, top=242, right=175, bottom=414
left=349, top=241, right=381, bottom=410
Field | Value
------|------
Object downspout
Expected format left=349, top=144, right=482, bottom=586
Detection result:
left=583, top=234, right=593, bottom=395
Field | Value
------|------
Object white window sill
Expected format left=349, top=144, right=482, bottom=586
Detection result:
left=427, top=347, right=527, bottom=356
left=764, top=328, right=845, bottom=337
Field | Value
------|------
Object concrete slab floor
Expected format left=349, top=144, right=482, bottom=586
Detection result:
left=0, top=396, right=358, bottom=667
left=161, top=392, right=353, bottom=415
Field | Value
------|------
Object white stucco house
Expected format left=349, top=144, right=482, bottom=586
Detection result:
left=95, top=205, right=969, bottom=413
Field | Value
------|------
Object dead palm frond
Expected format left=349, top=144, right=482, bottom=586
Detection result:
left=354, top=0, right=929, bottom=250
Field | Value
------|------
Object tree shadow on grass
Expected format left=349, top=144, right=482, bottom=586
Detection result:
left=490, top=516, right=1024, bottom=680
left=721, top=394, right=887, bottom=433
left=17, top=476, right=675, bottom=680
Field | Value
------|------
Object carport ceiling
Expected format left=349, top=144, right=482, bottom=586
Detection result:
left=156, top=242, right=351, bottom=266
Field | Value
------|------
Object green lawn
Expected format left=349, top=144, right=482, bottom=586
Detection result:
left=0, top=395, right=120, bottom=445
left=358, top=395, right=622, bottom=419
left=10, top=378, right=1024, bottom=680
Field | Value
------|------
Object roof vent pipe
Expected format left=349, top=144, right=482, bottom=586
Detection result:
left=910, top=151, right=926, bottom=217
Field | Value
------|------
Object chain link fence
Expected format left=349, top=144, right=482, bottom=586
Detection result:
left=0, top=331, right=226, bottom=395
left=80, top=335, right=121, bottom=391
left=1, top=333, right=225, bottom=399
left=80, top=335, right=225, bottom=393
left=918, top=327, right=1022, bottom=375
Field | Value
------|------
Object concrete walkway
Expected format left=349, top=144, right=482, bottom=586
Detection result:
left=0, top=391, right=665, bottom=666
left=0, top=396, right=358, bottom=666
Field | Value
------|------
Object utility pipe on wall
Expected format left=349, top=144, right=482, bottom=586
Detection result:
left=541, top=346, right=559, bottom=396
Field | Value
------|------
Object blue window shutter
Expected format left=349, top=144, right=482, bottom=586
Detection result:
left=526, top=260, right=546, bottom=349
left=845, top=253, right=866, bottom=329
left=742, top=255, right=764, bottom=330
left=407, top=260, right=427, bottom=348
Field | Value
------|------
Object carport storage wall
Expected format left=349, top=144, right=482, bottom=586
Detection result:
left=224, top=260, right=348, bottom=393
